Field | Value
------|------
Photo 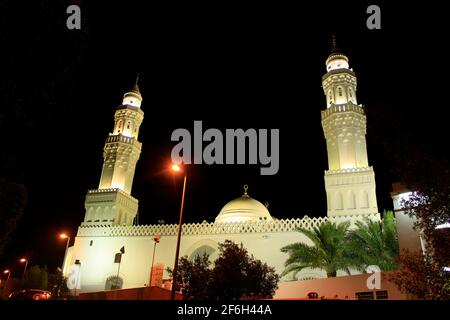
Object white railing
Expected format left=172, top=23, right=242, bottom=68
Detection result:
left=321, top=103, right=364, bottom=119
left=77, top=213, right=380, bottom=237
left=325, top=166, right=373, bottom=175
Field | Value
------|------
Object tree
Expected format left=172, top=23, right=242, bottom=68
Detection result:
left=389, top=185, right=450, bottom=299
left=40, top=265, right=48, bottom=290
left=0, top=179, right=27, bottom=257
left=390, top=250, right=450, bottom=300
left=366, top=100, right=450, bottom=299
left=281, top=221, right=352, bottom=278
left=346, top=211, right=399, bottom=272
left=168, top=240, right=280, bottom=300
left=167, top=253, right=212, bottom=300
left=23, top=265, right=48, bottom=290
left=210, top=240, right=280, bottom=300
left=401, top=187, right=450, bottom=269
left=387, top=148, right=450, bottom=298
left=48, top=269, right=70, bottom=299
left=24, top=265, right=42, bottom=289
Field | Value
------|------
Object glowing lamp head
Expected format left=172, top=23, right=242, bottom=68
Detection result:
left=3, top=270, right=10, bottom=274
left=60, top=233, right=69, bottom=239
left=20, top=258, right=27, bottom=263
left=171, top=164, right=182, bottom=172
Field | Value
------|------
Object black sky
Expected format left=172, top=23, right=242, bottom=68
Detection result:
left=1, top=1, right=449, bottom=273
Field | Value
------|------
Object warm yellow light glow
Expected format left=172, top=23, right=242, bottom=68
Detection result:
left=20, top=258, right=27, bottom=263
left=221, top=217, right=247, bottom=223
left=111, top=181, right=125, bottom=191
left=60, top=233, right=69, bottom=239
left=171, top=164, right=182, bottom=172
left=3, top=270, right=9, bottom=274
left=341, top=164, right=355, bottom=170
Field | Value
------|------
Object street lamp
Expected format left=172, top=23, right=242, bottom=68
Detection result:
left=20, top=258, right=28, bottom=279
left=149, top=234, right=161, bottom=287
left=59, top=233, right=71, bottom=275
left=3, top=270, right=11, bottom=285
left=170, top=162, right=187, bottom=300
left=113, top=246, right=125, bottom=290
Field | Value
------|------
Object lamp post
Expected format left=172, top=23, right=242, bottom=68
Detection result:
left=3, top=270, right=11, bottom=294
left=4, top=270, right=11, bottom=283
left=170, top=163, right=187, bottom=300
left=73, top=259, right=81, bottom=296
left=20, top=258, right=28, bottom=280
left=114, top=246, right=125, bottom=289
left=149, top=234, right=161, bottom=287
left=59, top=233, right=71, bottom=275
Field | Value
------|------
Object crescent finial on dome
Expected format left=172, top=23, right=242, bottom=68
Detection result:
left=243, top=184, right=249, bottom=195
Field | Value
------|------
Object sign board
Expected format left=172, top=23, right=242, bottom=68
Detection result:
left=355, top=291, right=374, bottom=300
left=150, top=263, right=164, bottom=287
left=376, top=290, right=389, bottom=299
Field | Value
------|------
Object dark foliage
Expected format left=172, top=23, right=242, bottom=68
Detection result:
left=168, top=240, right=280, bottom=300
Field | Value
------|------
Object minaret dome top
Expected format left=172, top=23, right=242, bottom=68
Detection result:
left=325, top=36, right=349, bottom=71
left=122, top=74, right=142, bottom=108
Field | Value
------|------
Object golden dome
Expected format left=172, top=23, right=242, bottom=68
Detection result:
left=215, top=185, right=273, bottom=224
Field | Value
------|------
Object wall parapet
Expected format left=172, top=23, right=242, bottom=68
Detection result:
left=77, top=213, right=380, bottom=237
left=86, top=188, right=138, bottom=202
left=325, top=166, right=373, bottom=175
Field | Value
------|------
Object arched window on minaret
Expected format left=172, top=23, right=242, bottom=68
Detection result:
left=334, top=192, right=343, bottom=210
left=360, top=190, right=369, bottom=208
left=348, top=87, right=355, bottom=103
left=348, top=191, right=356, bottom=209
left=328, top=90, right=333, bottom=104
left=338, top=87, right=343, bottom=96
left=94, top=207, right=102, bottom=222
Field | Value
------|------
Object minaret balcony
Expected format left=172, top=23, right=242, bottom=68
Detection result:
left=325, top=166, right=374, bottom=176
left=321, top=103, right=364, bottom=120
left=106, top=133, right=142, bottom=148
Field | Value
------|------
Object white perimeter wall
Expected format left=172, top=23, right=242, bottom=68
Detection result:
left=68, top=230, right=356, bottom=293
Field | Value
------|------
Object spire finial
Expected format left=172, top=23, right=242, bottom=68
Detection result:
left=135, top=72, right=140, bottom=85
left=243, top=184, right=248, bottom=196
left=131, top=73, right=141, bottom=94
left=332, top=34, right=337, bottom=49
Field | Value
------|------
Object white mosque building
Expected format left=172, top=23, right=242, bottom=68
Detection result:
left=63, top=40, right=383, bottom=294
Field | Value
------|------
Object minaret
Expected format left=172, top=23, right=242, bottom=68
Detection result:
left=321, top=37, right=379, bottom=217
left=82, top=76, right=144, bottom=226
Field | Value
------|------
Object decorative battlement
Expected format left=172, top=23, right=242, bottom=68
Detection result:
left=321, top=103, right=364, bottom=120
left=105, top=134, right=142, bottom=149
left=325, top=166, right=373, bottom=175
left=86, top=188, right=138, bottom=202
left=77, top=213, right=380, bottom=237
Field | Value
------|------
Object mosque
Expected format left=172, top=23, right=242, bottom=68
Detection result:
left=63, top=40, right=384, bottom=294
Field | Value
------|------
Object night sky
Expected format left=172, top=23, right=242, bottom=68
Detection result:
left=1, top=1, right=448, bottom=273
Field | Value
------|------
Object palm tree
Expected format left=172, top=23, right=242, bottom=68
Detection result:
left=281, top=221, right=353, bottom=278
left=346, top=211, right=400, bottom=272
